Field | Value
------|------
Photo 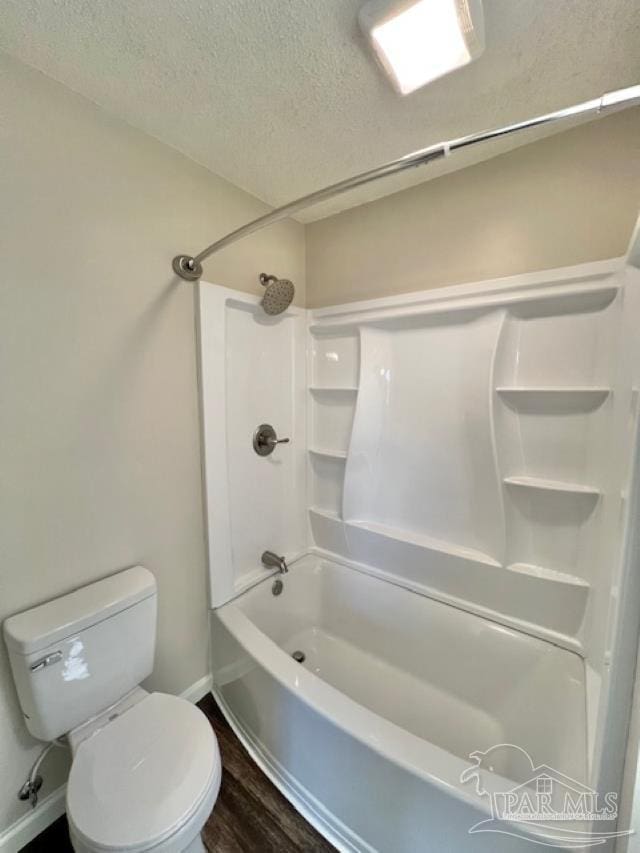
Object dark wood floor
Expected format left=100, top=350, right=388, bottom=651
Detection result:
left=21, top=693, right=334, bottom=853
left=199, top=694, right=334, bottom=852
left=20, top=813, right=71, bottom=852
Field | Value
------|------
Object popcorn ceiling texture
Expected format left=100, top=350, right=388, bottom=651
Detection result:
left=0, top=0, right=638, bottom=221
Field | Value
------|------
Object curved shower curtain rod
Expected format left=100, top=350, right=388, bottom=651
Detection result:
left=173, top=84, right=640, bottom=281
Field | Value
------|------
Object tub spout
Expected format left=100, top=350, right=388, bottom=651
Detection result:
left=262, top=551, right=288, bottom=573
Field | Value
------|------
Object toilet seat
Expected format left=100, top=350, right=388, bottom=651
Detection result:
left=67, top=692, right=221, bottom=853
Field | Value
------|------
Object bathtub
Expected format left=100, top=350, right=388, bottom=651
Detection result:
left=211, top=554, right=588, bottom=852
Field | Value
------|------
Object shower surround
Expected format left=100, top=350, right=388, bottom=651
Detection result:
left=199, top=222, right=640, bottom=852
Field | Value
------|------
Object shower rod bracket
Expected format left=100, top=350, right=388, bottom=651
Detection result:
left=172, top=254, right=203, bottom=281
left=172, top=84, right=640, bottom=282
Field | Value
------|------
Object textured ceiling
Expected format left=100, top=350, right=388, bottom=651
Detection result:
left=1, top=0, right=638, bottom=221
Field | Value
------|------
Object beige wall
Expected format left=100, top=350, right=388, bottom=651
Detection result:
left=0, top=52, right=304, bottom=837
left=306, top=109, right=640, bottom=308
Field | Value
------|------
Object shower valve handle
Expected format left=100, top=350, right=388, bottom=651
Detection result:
left=253, top=424, right=290, bottom=456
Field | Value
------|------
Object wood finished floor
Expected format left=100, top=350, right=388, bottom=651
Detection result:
left=20, top=693, right=334, bottom=853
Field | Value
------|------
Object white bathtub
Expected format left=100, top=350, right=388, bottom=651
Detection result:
left=211, top=554, right=588, bottom=852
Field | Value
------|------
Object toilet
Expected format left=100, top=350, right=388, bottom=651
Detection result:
left=3, top=566, right=221, bottom=853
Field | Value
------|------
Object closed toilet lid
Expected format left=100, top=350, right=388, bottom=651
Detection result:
left=67, top=692, right=219, bottom=852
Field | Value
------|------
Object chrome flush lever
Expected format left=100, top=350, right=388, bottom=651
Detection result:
left=253, top=424, right=290, bottom=456
left=29, top=651, right=63, bottom=672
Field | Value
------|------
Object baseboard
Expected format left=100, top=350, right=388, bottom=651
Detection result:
left=180, top=672, right=213, bottom=704
left=0, top=672, right=213, bottom=852
left=0, top=786, right=67, bottom=853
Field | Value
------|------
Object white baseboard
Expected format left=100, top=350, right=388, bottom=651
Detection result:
left=0, top=673, right=213, bottom=852
left=0, top=786, right=67, bottom=853
left=180, top=672, right=213, bottom=704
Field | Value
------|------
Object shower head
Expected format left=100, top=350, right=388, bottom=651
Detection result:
left=259, top=273, right=295, bottom=315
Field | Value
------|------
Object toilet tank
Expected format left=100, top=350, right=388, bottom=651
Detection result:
left=3, top=566, right=156, bottom=741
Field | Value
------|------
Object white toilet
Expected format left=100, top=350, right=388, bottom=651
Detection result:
left=4, top=566, right=221, bottom=853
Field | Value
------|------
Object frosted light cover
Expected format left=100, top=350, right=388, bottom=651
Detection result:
left=360, top=0, right=485, bottom=94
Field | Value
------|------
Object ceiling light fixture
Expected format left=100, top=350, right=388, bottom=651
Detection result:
left=359, top=0, right=485, bottom=95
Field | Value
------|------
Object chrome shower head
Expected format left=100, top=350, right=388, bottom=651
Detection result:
left=259, top=273, right=295, bottom=315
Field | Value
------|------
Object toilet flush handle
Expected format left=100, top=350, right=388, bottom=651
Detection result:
left=29, top=651, right=63, bottom=672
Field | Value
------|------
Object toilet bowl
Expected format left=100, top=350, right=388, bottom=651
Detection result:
left=3, top=566, right=221, bottom=853
left=67, top=691, right=221, bottom=853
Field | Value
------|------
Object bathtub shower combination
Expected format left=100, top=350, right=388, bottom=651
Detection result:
left=198, top=223, right=640, bottom=853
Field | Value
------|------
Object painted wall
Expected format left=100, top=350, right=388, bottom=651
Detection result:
left=0, top=51, right=304, bottom=839
left=306, top=108, right=640, bottom=308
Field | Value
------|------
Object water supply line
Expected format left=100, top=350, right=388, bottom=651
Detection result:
left=18, top=739, right=67, bottom=808
left=172, top=84, right=640, bottom=282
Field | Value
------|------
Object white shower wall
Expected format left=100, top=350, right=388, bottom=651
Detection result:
left=198, top=285, right=307, bottom=607
left=305, top=264, right=635, bottom=662
left=198, top=229, right=640, bottom=807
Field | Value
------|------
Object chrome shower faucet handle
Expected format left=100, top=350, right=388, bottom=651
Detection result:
left=253, top=423, right=290, bottom=456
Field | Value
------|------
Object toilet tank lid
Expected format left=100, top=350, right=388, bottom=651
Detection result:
left=3, top=566, right=156, bottom=655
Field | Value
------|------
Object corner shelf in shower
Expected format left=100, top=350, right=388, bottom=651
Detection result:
left=309, top=507, right=341, bottom=521
left=504, top=475, right=601, bottom=497
left=309, top=386, right=359, bottom=393
left=309, top=448, right=348, bottom=461
left=496, top=387, right=610, bottom=412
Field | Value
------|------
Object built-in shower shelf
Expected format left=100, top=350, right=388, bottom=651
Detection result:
left=496, top=387, right=610, bottom=411
left=347, top=520, right=501, bottom=569
left=504, top=476, right=601, bottom=497
left=309, top=448, right=348, bottom=460
left=308, top=511, right=502, bottom=569
left=309, top=507, right=341, bottom=522
left=309, top=386, right=359, bottom=393
left=506, top=562, right=590, bottom=589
